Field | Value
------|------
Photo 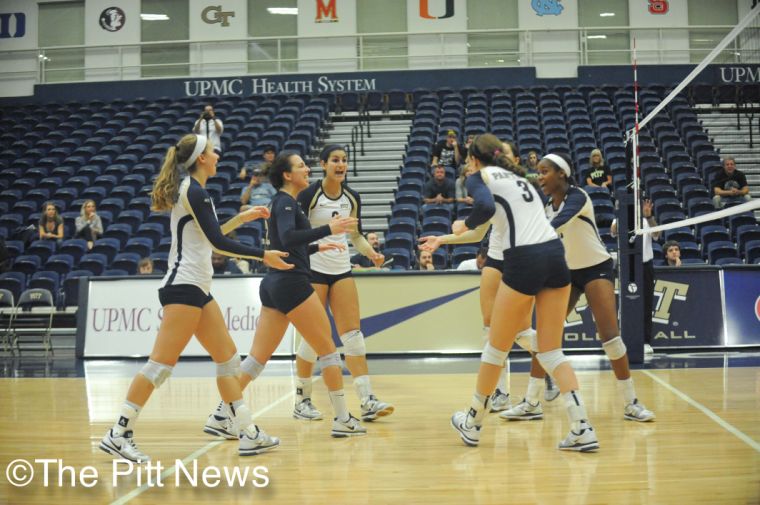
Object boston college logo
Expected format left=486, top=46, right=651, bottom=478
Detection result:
left=99, top=7, right=125, bottom=32
left=420, top=0, right=454, bottom=19
left=316, top=0, right=338, bottom=23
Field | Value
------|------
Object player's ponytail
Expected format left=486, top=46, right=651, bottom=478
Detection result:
left=469, top=133, right=525, bottom=177
left=151, top=133, right=199, bottom=211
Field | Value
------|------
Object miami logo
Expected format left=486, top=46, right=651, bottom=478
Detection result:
left=531, top=0, right=564, bottom=16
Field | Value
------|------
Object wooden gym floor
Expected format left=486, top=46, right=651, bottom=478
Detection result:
left=0, top=354, right=758, bottom=505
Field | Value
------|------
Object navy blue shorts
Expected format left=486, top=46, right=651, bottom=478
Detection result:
left=501, top=239, right=570, bottom=295
left=260, top=273, right=314, bottom=314
left=310, top=269, right=353, bottom=287
left=158, top=284, right=213, bottom=308
left=484, top=255, right=503, bottom=272
left=570, top=258, right=615, bottom=292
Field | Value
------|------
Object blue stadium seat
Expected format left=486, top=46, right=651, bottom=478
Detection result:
left=0, top=272, right=26, bottom=301
left=13, top=255, right=41, bottom=276
left=383, top=248, right=411, bottom=270
left=78, top=253, right=109, bottom=276
left=29, top=271, right=60, bottom=296
left=706, top=241, right=738, bottom=264
left=45, top=254, right=75, bottom=275
left=63, top=270, right=90, bottom=307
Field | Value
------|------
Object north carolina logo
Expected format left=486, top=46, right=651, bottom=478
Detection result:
left=99, top=7, right=125, bottom=32
left=531, top=0, right=564, bottom=16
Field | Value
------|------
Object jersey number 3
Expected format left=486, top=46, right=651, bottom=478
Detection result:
left=516, top=180, right=534, bottom=202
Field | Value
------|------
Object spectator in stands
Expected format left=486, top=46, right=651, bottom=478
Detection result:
left=456, top=246, right=488, bottom=271
left=239, top=145, right=276, bottom=181
left=586, top=148, right=612, bottom=190
left=193, top=104, right=224, bottom=153
left=431, top=130, right=466, bottom=171
left=526, top=150, right=539, bottom=174
left=211, top=251, right=242, bottom=275
left=138, top=257, right=154, bottom=275
left=464, top=134, right=475, bottom=152
left=418, top=250, right=435, bottom=271
left=351, top=232, right=383, bottom=269
left=240, top=166, right=277, bottom=211
left=74, top=199, right=103, bottom=249
left=712, top=157, right=751, bottom=208
left=225, top=230, right=251, bottom=274
left=455, top=164, right=474, bottom=207
left=664, top=240, right=681, bottom=267
left=423, top=165, right=456, bottom=209
left=38, top=201, right=63, bottom=244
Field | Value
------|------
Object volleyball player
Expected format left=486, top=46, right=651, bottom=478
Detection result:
left=100, top=134, right=293, bottom=462
left=204, top=151, right=367, bottom=439
left=290, top=145, right=394, bottom=421
left=450, top=134, right=599, bottom=452
left=500, top=154, right=655, bottom=422
left=420, top=140, right=558, bottom=411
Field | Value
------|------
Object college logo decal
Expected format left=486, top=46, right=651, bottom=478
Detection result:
left=531, top=0, right=564, bottom=16
left=0, top=12, right=26, bottom=38
left=99, top=7, right=125, bottom=32
left=419, top=0, right=455, bottom=19
left=202, top=5, right=235, bottom=26
left=316, top=0, right=338, bottom=23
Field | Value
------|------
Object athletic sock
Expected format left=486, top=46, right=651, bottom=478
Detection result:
left=525, top=376, right=542, bottom=404
left=617, top=377, right=637, bottom=405
left=112, top=401, right=141, bottom=436
left=563, top=390, right=589, bottom=433
left=496, top=366, right=508, bottom=395
left=296, top=377, right=312, bottom=402
left=328, top=389, right=350, bottom=422
left=353, top=375, right=372, bottom=403
left=466, top=392, right=490, bottom=428
left=229, top=400, right=252, bottom=433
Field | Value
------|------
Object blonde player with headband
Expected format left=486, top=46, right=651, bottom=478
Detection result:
left=450, top=134, right=599, bottom=452
left=291, top=144, right=394, bottom=422
left=500, top=153, right=655, bottom=422
left=420, top=140, right=558, bottom=412
left=100, top=134, right=293, bottom=462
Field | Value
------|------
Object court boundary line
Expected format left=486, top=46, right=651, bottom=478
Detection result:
left=641, top=370, right=760, bottom=453
left=109, top=380, right=310, bottom=505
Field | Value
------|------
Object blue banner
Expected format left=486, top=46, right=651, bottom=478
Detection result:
left=723, top=269, right=760, bottom=346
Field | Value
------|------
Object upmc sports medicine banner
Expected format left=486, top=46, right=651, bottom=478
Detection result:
left=78, top=277, right=294, bottom=357
left=723, top=269, right=760, bottom=346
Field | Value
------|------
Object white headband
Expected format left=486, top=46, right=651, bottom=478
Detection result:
left=181, top=135, right=208, bottom=170
left=542, top=154, right=572, bottom=178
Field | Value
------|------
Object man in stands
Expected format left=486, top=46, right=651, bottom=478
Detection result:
left=240, top=166, right=277, bottom=211
left=239, top=145, right=276, bottom=182
left=431, top=130, right=466, bottom=172
left=418, top=250, right=436, bottom=271
left=351, top=232, right=383, bottom=269
left=423, top=165, right=456, bottom=210
left=712, top=157, right=751, bottom=208
left=192, top=104, right=224, bottom=153
left=664, top=240, right=681, bottom=267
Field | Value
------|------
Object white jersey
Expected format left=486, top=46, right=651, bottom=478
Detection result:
left=297, top=180, right=362, bottom=275
left=545, top=186, right=611, bottom=270
left=478, top=166, right=557, bottom=252
left=161, top=177, right=264, bottom=294
left=486, top=224, right=504, bottom=261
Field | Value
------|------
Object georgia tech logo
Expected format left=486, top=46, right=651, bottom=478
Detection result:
left=531, top=0, right=564, bottom=16
left=201, top=5, right=235, bottom=27
left=99, top=7, right=125, bottom=32
left=315, top=0, right=338, bottom=23
left=420, top=0, right=454, bottom=19
left=0, top=12, right=26, bottom=38
left=652, top=279, right=688, bottom=324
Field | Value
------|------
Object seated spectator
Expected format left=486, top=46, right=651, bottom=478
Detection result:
left=38, top=201, right=64, bottom=243
left=351, top=232, right=384, bottom=269
left=432, top=130, right=466, bottom=171
left=418, top=250, right=435, bottom=271
left=212, top=252, right=242, bottom=275
left=138, top=258, right=154, bottom=275
left=239, top=145, right=276, bottom=181
left=712, top=157, right=751, bottom=208
left=526, top=150, right=539, bottom=176
left=456, top=246, right=488, bottom=271
left=664, top=240, right=681, bottom=267
left=423, top=165, right=455, bottom=209
left=586, top=148, right=612, bottom=189
left=74, top=199, right=103, bottom=249
left=455, top=165, right=474, bottom=207
left=240, top=167, right=277, bottom=210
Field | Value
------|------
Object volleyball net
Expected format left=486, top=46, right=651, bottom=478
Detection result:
left=631, top=4, right=760, bottom=238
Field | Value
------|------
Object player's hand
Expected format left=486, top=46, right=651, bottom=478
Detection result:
left=329, top=216, right=358, bottom=235
left=263, top=250, right=293, bottom=270
left=642, top=199, right=653, bottom=218
left=369, top=251, right=385, bottom=267
left=319, top=242, right=346, bottom=253
left=239, top=206, right=270, bottom=222
left=452, top=220, right=468, bottom=235
left=418, top=235, right=443, bottom=252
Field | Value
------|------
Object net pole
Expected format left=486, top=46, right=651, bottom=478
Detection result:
left=632, top=37, right=641, bottom=236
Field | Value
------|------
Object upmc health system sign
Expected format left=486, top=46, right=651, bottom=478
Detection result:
left=78, top=277, right=294, bottom=357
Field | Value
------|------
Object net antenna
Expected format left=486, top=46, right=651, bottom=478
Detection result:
left=628, top=5, right=760, bottom=236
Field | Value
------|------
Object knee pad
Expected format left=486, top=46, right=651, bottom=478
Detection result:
left=602, top=336, right=627, bottom=361
left=296, top=340, right=318, bottom=363
left=536, top=349, right=568, bottom=376
left=240, top=355, right=265, bottom=380
left=319, top=351, right=342, bottom=369
left=140, top=359, right=173, bottom=388
left=340, top=330, right=366, bottom=357
left=216, top=354, right=241, bottom=377
left=514, top=328, right=536, bottom=352
left=481, top=341, right=509, bottom=367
